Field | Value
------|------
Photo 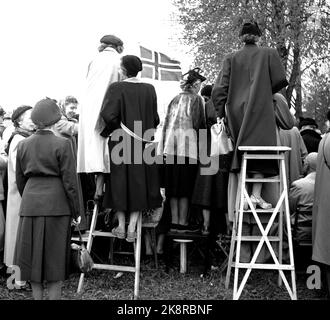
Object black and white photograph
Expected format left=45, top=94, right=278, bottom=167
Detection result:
left=0, top=0, right=330, bottom=309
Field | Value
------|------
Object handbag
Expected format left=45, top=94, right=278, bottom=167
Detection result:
left=70, top=225, right=94, bottom=273
left=210, top=117, right=234, bottom=157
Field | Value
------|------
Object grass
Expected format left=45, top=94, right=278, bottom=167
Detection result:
left=0, top=250, right=328, bottom=300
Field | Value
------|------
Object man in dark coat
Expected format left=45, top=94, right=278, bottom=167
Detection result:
left=299, top=117, right=322, bottom=153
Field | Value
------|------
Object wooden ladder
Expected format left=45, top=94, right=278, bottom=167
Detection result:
left=225, top=146, right=297, bottom=300
left=76, top=201, right=142, bottom=299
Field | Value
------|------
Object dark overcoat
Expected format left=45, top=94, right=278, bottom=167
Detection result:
left=16, top=130, right=80, bottom=218
left=312, top=133, right=330, bottom=266
left=14, top=130, right=80, bottom=282
left=100, top=80, right=162, bottom=212
left=212, top=44, right=288, bottom=174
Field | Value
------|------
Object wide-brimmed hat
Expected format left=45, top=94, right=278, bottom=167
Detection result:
left=240, top=21, right=262, bottom=36
left=299, top=117, right=318, bottom=128
left=31, top=98, right=62, bottom=128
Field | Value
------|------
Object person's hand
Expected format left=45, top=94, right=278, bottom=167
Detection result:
left=72, top=216, right=81, bottom=226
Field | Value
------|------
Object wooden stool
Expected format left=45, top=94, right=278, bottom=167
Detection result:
left=76, top=202, right=142, bottom=299
left=173, top=239, right=193, bottom=273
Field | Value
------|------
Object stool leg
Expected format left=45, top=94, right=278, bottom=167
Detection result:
left=180, top=242, right=187, bottom=273
left=134, top=213, right=142, bottom=300
left=151, top=227, right=158, bottom=269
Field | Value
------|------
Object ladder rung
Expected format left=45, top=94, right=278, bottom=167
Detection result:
left=238, top=146, right=291, bottom=152
left=232, top=263, right=294, bottom=270
left=243, top=209, right=275, bottom=213
left=92, top=231, right=116, bottom=237
left=93, top=263, right=136, bottom=273
left=244, top=154, right=285, bottom=160
left=245, top=178, right=280, bottom=183
left=235, top=236, right=280, bottom=241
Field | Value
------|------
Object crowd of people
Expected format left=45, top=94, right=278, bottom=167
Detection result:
left=0, top=21, right=330, bottom=300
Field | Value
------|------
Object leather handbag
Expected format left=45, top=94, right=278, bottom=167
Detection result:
left=210, top=117, right=234, bottom=157
left=71, top=225, right=94, bottom=273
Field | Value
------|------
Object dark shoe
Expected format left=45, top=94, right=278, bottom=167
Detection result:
left=177, top=224, right=200, bottom=233
left=169, top=223, right=180, bottom=232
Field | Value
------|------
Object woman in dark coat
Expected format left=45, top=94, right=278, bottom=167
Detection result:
left=100, top=55, right=162, bottom=242
left=212, top=21, right=288, bottom=209
left=14, top=99, right=80, bottom=300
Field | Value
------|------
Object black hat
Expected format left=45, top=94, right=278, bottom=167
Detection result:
left=121, top=55, right=143, bottom=76
left=12, top=105, right=32, bottom=126
left=31, top=98, right=62, bottom=128
left=299, top=117, right=318, bottom=128
left=240, top=21, right=262, bottom=36
left=182, top=67, right=206, bottom=85
left=201, top=85, right=213, bottom=98
left=100, top=34, right=123, bottom=47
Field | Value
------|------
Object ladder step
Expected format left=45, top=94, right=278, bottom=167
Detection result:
left=93, top=263, right=136, bottom=273
left=232, top=263, right=294, bottom=270
left=235, top=236, right=280, bottom=241
left=92, top=231, right=116, bottom=237
left=244, top=154, right=285, bottom=160
left=238, top=146, right=291, bottom=152
left=244, top=209, right=276, bottom=213
left=245, top=178, right=280, bottom=183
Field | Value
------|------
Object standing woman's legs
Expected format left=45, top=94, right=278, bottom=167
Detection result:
left=48, top=281, right=62, bottom=300
left=170, top=198, right=179, bottom=225
left=178, top=198, right=189, bottom=226
left=31, top=281, right=44, bottom=300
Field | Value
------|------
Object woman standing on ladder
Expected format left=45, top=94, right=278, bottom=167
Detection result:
left=212, top=20, right=288, bottom=262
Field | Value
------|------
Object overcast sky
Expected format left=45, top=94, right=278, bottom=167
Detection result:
left=0, top=0, right=193, bottom=111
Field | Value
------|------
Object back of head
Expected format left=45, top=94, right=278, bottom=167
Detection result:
left=240, top=20, right=262, bottom=44
left=31, top=98, right=62, bottom=129
left=99, top=34, right=123, bottom=53
left=299, top=117, right=318, bottom=130
left=121, top=55, right=142, bottom=77
left=180, top=67, right=206, bottom=91
left=304, top=152, right=318, bottom=173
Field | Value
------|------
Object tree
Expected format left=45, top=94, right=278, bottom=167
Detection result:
left=173, top=0, right=330, bottom=118
left=303, top=66, right=330, bottom=132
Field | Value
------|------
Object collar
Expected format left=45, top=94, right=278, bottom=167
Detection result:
left=35, top=129, right=55, bottom=135
left=123, top=77, right=142, bottom=83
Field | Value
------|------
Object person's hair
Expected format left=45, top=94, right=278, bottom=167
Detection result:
left=241, top=33, right=260, bottom=44
left=0, top=107, right=5, bottom=118
left=64, top=96, right=78, bottom=106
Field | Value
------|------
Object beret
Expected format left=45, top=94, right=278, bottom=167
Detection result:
left=121, top=55, right=142, bottom=76
left=240, top=21, right=262, bottom=36
left=12, top=105, right=32, bottom=123
left=100, top=34, right=123, bottom=47
left=31, top=98, right=62, bottom=128
left=299, top=117, right=318, bottom=128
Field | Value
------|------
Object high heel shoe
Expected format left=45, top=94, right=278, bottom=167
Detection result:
left=250, top=195, right=272, bottom=210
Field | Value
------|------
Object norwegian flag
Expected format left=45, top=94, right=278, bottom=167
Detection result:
left=140, top=46, right=182, bottom=81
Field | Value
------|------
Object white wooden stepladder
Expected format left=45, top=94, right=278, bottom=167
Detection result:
left=77, top=201, right=142, bottom=299
left=225, top=146, right=297, bottom=300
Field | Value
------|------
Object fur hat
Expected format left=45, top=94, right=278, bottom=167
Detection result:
left=31, top=98, right=62, bottom=128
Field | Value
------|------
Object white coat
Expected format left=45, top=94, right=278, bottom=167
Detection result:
left=4, top=134, right=25, bottom=266
left=77, top=47, right=122, bottom=173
